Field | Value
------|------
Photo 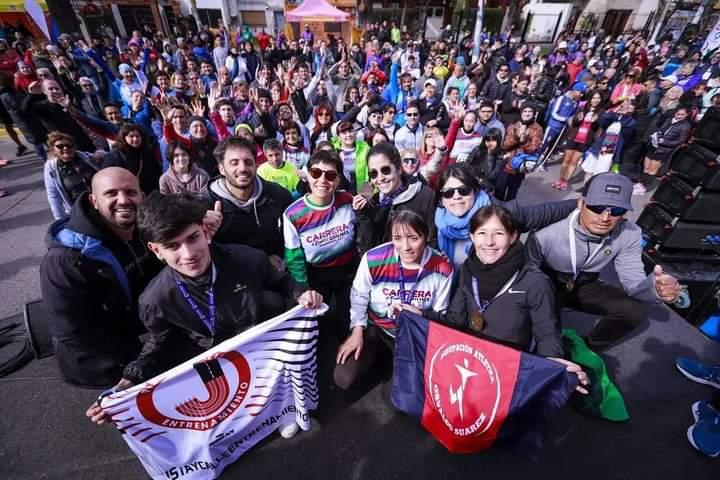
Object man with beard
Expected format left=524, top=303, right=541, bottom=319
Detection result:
left=40, top=168, right=222, bottom=388
left=207, top=136, right=293, bottom=260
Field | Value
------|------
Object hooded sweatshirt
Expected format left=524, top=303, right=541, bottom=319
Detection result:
left=208, top=176, right=292, bottom=256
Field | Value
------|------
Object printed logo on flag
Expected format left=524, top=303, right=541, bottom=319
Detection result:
left=427, top=342, right=501, bottom=437
left=137, top=351, right=252, bottom=431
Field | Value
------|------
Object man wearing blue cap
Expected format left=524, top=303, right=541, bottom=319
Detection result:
left=527, top=172, right=680, bottom=349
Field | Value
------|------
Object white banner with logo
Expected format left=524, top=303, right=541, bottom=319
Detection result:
left=702, top=17, right=720, bottom=57
left=100, top=305, right=325, bottom=480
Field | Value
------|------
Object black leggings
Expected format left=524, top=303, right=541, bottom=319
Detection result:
left=308, top=259, right=358, bottom=339
left=333, top=325, right=393, bottom=390
left=553, top=278, right=647, bottom=348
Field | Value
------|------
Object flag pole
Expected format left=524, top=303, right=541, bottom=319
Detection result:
left=471, top=0, right=484, bottom=63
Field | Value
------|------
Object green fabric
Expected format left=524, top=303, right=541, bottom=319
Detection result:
left=331, top=137, right=370, bottom=192
left=562, top=329, right=630, bottom=422
left=284, top=247, right=308, bottom=284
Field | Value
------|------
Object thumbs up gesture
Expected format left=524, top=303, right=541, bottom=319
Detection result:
left=654, top=265, right=680, bottom=303
left=203, top=200, right=223, bottom=241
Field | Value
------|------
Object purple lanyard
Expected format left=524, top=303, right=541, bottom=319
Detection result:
left=472, top=271, right=519, bottom=313
left=398, top=264, right=420, bottom=304
left=175, top=277, right=216, bottom=335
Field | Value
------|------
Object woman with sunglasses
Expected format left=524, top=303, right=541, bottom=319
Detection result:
left=353, top=143, right=437, bottom=254
left=334, top=210, right=453, bottom=390
left=101, top=124, right=162, bottom=195
left=310, top=104, right=335, bottom=152
left=43, top=132, right=99, bottom=220
left=445, top=205, right=589, bottom=393
left=283, top=150, right=358, bottom=337
left=435, top=163, right=576, bottom=269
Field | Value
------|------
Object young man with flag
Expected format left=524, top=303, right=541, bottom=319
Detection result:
left=87, top=191, right=322, bottom=437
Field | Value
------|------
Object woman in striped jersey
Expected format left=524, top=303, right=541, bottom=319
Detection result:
left=334, top=211, right=453, bottom=390
left=282, top=150, right=359, bottom=337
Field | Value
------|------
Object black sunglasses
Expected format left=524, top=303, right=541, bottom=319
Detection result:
left=54, top=143, right=74, bottom=150
left=405, top=112, right=419, bottom=117
left=440, top=186, right=473, bottom=199
left=308, top=167, right=339, bottom=181
left=402, top=157, right=418, bottom=164
left=369, top=165, right=393, bottom=179
left=585, top=204, right=627, bottom=217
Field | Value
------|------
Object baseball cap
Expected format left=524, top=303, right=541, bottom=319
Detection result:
left=558, top=41, right=568, bottom=49
left=583, top=173, right=633, bottom=211
left=572, top=82, right=587, bottom=93
left=424, top=78, right=437, bottom=89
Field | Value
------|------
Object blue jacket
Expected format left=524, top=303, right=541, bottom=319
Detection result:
left=386, top=61, right=419, bottom=126
left=546, top=93, right=578, bottom=131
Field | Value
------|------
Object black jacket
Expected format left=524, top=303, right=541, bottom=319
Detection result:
left=39, top=195, right=163, bottom=388
left=356, top=180, right=437, bottom=255
left=208, top=177, right=292, bottom=257
left=21, top=94, right=95, bottom=152
left=101, top=147, right=163, bottom=195
left=123, top=243, right=306, bottom=383
left=480, top=75, right=511, bottom=104
left=444, top=259, right=563, bottom=357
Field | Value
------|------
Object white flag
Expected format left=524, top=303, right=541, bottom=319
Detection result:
left=24, top=0, right=50, bottom=40
left=100, top=304, right=326, bottom=480
left=702, top=17, right=720, bottom=56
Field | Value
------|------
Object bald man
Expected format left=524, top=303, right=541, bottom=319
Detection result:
left=40, top=168, right=163, bottom=387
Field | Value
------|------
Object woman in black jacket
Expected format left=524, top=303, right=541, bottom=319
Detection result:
left=444, top=204, right=589, bottom=391
left=353, top=142, right=437, bottom=255
left=634, top=105, right=692, bottom=194
left=466, top=127, right=504, bottom=192
left=101, top=124, right=162, bottom=194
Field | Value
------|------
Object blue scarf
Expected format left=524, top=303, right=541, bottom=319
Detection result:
left=434, top=191, right=491, bottom=263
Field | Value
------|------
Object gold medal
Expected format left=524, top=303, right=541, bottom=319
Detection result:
left=470, top=311, right=485, bottom=331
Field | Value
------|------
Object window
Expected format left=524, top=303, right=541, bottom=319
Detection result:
left=240, top=10, right=266, bottom=27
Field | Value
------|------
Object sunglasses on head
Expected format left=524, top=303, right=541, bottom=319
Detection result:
left=440, top=186, right=473, bottom=199
left=308, top=167, right=339, bottom=181
left=585, top=204, right=627, bottom=217
left=369, top=165, right=393, bottom=179
left=54, top=143, right=74, bottom=150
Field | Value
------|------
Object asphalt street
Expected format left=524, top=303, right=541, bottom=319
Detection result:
left=0, top=141, right=717, bottom=479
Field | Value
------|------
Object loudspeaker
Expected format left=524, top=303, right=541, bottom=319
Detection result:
left=637, top=203, right=720, bottom=251
left=694, top=109, right=720, bottom=151
left=642, top=253, right=720, bottom=327
left=670, top=143, right=720, bottom=190
left=652, top=175, right=720, bottom=223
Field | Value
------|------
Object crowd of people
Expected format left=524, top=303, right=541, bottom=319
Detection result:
left=1, top=16, right=718, bottom=456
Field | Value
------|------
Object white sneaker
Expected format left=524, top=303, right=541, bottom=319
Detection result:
left=279, top=421, right=299, bottom=439
left=632, top=183, right=646, bottom=195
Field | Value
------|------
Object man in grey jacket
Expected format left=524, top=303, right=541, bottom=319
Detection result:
left=527, top=172, right=680, bottom=349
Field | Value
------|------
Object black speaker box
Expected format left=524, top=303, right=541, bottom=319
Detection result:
left=652, top=175, right=720, bottom=223
left=643, top=253, right=720, bottom=326
left=637, top=203, right=720, bottom=250
left=670, top=143, right=720, bottom=190
left=694, top=108, right=720, bottom=151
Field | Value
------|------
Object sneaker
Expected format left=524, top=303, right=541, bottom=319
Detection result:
left=15, top=145, right=28, bottom=157
left=632, top=183, right=647, bottom=195
left=687, top=402, right=720, bottom=458
left=279, top=420, right=299, bottom=439
left=676, top=358, right=720, bottom=388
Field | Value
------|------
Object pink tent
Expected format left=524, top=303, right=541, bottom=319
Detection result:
left=286, top=0, right=350, bottom=22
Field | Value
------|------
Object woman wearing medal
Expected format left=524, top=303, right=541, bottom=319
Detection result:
left=334, top=211, right=454, bottom=390
left=445, top=204, right=589, bottom=392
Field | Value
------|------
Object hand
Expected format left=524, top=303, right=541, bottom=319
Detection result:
left=85, top=378, right=134, bottom=425
left=58, top=94, right=72, bottom=110
left=426, top=119, right=437, bottom=127
left=352, top=194, right=369, bottom=211
left=203, top=201, right=223, bottom=240
left=191, top=98, right=206, bottom=117
left=387, top=302, right=403, bottom=319
left=654, top=265, right=680, bottom=303
left=399, top=303, right=422, bottom=315
left=298, top=290, right=323, bottom=309
left=434, top=133, right=447, bottom=150
left=454, top=104, right=466, bottom=120
left=336, top=327, right=364, bottom=364
left=391, top=49, right=402, bottom=64
left=207, top=83, right=221, bottom=112
left=548, top=358, right=590, bottom=395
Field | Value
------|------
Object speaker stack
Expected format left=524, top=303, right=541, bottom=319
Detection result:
left=636, top=139, right=720, bottom=337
